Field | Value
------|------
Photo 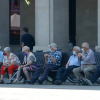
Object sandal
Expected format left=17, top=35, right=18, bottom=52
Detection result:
left=0, top=80, right=4, bottom=84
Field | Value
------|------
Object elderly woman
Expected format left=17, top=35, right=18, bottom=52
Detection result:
left=0, top=47, right=21, bottom=84
left=14, top=46, right=37, bottom=83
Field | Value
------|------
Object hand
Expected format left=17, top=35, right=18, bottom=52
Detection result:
left=3, top=67, right=7, bottom=71
left=20, top=65, right=24, bottom=68
left=78, top=53, right=83, bottom=58
left=3, top=64, right=8, bottom=67
left=44, top=54, right=48, bottom=58
left=66, top=64, right=68, bottom=68
left=44, top=54, right=50, bottom=58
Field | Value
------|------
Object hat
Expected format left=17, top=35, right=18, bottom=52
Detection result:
left=48, top=43, right=58, bottom=49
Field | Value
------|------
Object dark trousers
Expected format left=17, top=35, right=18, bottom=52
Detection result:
left=20, top=68, right=27, bottom=80
left=90, top=68, right=100, bottom=83
left=31, top=64, right=58, bottom=83
left=56, top=66, right=79, bottom=82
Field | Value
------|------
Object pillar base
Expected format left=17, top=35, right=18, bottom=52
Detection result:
left=95, top=46, right=100, bottom=52
left=33, top=46, right=49, bottom=52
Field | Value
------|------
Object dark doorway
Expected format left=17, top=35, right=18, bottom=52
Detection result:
left=9, top=0, right=20, bottom=45
left=69, top=0, right=76, bottom=46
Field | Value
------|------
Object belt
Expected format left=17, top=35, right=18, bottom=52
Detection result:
left=83, top=64, right=96, bottom=65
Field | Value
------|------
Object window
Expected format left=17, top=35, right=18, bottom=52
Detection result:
left=9, top=0, right=20, bottom=45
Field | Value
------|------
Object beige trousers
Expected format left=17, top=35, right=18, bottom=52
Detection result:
left=73, top=65, right=97, bottom=80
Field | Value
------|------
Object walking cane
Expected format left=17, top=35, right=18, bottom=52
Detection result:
left=9, top=70, right=19, bottom=81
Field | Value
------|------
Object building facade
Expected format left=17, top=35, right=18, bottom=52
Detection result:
left=0, top=0, right=99, bottom=52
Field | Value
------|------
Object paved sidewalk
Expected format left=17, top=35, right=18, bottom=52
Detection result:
left=0, top=84, right=100, bottom=100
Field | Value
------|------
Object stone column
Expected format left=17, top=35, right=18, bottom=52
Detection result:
left=95, top=0, right=100, bottom=51
left=0, top=0, right=9, bottom=50
left=34, top=0, right=69, bottom=52
left=34, top=0, right=50, bottom=52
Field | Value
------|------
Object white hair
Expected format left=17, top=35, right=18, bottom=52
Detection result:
left=82, top=42, right=89, bottom=48
left=22, top=46, right=30, bottom=52
left=74, top=46, right=81, bottom=52
left=4, top=47, right=11, bottom=52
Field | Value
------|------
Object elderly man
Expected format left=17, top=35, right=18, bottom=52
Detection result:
left=54, top=46, right=82, bottom=85
left=73, top=42, right=96, bottom=83
left=26, top=43, right=62, bottom=85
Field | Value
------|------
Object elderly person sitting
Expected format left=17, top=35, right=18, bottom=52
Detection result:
left=54, top=46, right=82, bottom=85
left=26, top=43, right=62, bottom=85
left=0, top=47, right=21, bottom=84
left=73, top=42, right=96, bottom=84
left=14, top=46, right=37, bottom=83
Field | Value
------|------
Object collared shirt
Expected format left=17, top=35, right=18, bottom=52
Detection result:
left=68, top=55, right=81, bottom=66
left=0, top=51, right=3, bottom=62
left=82, top=49, right=96, bottom=64
left=46, top=50, right=62, bottom=66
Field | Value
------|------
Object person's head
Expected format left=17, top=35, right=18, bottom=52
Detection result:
left=48, top=43, right=58, bottom=52
left=22, top=46, right=30, bottom=54
left=23, top=27, right=28, bottom=34
left=81, top=42, right=89, bottom=52
left=4, top=47, right=11, bottom=55
left=73, top=46, right=80, bottom=55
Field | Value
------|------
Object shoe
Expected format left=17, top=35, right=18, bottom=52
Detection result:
left=0, top=80, right=4, bottom=84
left=23, top=80, right=26, bottom=84
left=81, top=78, right=88, bottom=85
left=96, top=78, right=100, bottom=84
left=55, top=80, right=62, bottom=85
left=38, top=80, right=43, bottom=85
left=7, top=80, right=13, bottom=84
left=85, top=79, right=92, bottom=86
left=13, top=79, right=19, bottom=83
left=25, top=80, right=34, bottom=85
left=54, top=80, right=60, bottom=84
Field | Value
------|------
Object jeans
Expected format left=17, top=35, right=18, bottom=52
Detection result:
left=90, top=67, right=100, bottom=83
left=31, top=64, right=58, bottom=83
left=56, top=66, right=79, bottom=82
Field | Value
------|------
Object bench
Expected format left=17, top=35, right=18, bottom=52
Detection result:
left=12, top=52, right=100, bottom=83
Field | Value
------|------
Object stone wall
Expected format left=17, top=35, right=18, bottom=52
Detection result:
left=76, top=0, right=97, bottom=50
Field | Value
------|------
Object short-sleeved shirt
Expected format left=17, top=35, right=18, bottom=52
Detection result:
left=3, top=53, right=21, bottom=66
left=21, top=33, right=35, bottom=50
left=68, top=55, right=81, bottom=66
left=46, top=50, right=62, bottom=66
left=0, top=51, right=3, bottom=62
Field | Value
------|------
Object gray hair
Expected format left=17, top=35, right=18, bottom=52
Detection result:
left=4, top=47, right=11, bottom=52
left=82, top=42, right=89, bottom=48
left=74, top=46, right=81, bottom=52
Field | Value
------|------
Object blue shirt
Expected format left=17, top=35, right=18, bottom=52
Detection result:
left=46, top=50, right=62, bottom=66
left=0, top=51, right=3, bottom=62
left=68, top=55, right=81, bottom=66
